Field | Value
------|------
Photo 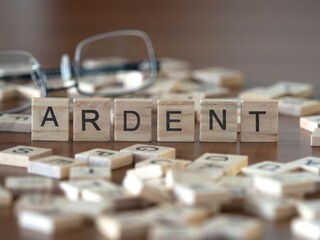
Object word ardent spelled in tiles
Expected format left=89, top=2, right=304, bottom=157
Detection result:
left=31, top=97, right=279, bottom=142
left=1, top=143, right=320, bottom=239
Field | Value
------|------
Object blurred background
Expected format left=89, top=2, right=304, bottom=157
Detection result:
left=0, top=0, right=320, bottom=88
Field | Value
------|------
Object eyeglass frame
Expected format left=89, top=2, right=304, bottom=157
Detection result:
left=0, top=29, right=158, bottom=113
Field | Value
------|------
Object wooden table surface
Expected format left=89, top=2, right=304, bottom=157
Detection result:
left=1, top=1, right=320, bottom=239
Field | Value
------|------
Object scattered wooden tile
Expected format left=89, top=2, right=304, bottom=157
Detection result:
left=0, top=83, right=16, bottom=101
left=244, top=196, right=297, bottom=221
left=75, top=148, right=133, bottom=169
left=300, top=115, right=320, bottom=132
left=240, top=100, right=278, bottom=142
left=253, top=172, right=320, bottom=197
left=16, top=84, right=42, bottom=98
left=202, top=215, right=263, bottom=240
left=120, top=144, right=175, bottom=163
left=173, top=179, right=231, bottom=208
left=17, top=208, right=85, bottom=235
left=186, top=162, right=224, bottom=181
left=158, top=57, right=191, bottom=77
left=145, top=79, right=181, bottom=96
left=241, top=161, right=295, bottom=176
left=157, top=100, right=195, bottom=142
left=28, top=155, right=85, bottom=179
left=194, top=153, right=248, bottom=176
left=0, top=114, right=31, bottom=133
left=59, top=179, right=116, bottom=201
left=147, top=204, right=209, bottom=225
left=148, top=224, right=202, bottom=240
left=269, top=81, right=313, bottom=98
left=193, top=67, right=244, bottom=89
left=0, top=186, right=12, bottom=208
left=297, top=199, right=320, bottom=220
left=0, top=145, right=52, bottom=167
left=73, top=98, right=111, bottom=141
left=5, top=176, right=53, bottom=194
left=15, top=194, right=68, bottom=213
left=114, top=99, right=152, bottom=142
left=278, top=97, right=320, bottom=116
left=135, top=158, right=191, bottom=171
left=96, top=211, right=149, bottom=240
left=291, top=218, right=320, bottom=240
left=32, top=97, right=69, bottom=141
left=239, top=87, right=283, bottom=100
left=200, top=99, right=238, bottom=142
left=288, top=156, right=320, bottom=174
left=311, top=128, right=320, bottom=146
left=69, top=166, right=111, bottom=180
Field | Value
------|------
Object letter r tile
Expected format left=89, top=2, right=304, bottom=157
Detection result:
left=73, top=98, right=111, bottom=141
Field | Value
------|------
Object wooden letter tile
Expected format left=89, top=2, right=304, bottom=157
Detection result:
left=114, top=99, right=152, bottom=142
left=300, top=115, right=320, bottom=132
left=69, top=166, right=111, bottom=180
left=311, top=128, right=320, bottom=146
left=120, top=144, right=175, bottom=163
left=157, top=100, right=195, bottom=142
left=240, top=100, right=278, bottom=142
left=32, top=97, right=69, bottom=141
left=75, top=148, right=133, bottom=169
left=135, top=158, right=191, bottom=171
left=28, top=155, right=85, bottom=179
left=0, top=114, right=31, bottom=133
left=241, top=161, right=294, bottom=176
left=278, top=97, right=320, bottom=117
left=0, top=145, right=52, bottom=167
left=5, top=176, right=54, bottom=194
left=200, top=99, right=238, bottom=142
left=73, top=98, right=110, bottom=141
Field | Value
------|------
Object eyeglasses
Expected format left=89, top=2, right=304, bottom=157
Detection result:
left=0, top=29, right=157, bottom=114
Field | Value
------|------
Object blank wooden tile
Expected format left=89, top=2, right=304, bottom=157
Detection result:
left=157, top=100, right=195, bottom=142
left=0, top=114, right=31, bottom=133
left=291, top=218, right=320, bottom=240
left=17, top=208, right=85, bottom=235
left=135, top=158, right=191, bottom=171
left=114, top=99, right=152, bottom=142
left=311, top=128, right=320, bottom=146
left=202, top=215, right=263, bottom=240
left=5, top=176, right=53, bottom=193
left=73, top=98, right=110, bottom=141
left=75, top=148, right=133, bottom=169
left=0, top=187, right=12, bottom=208
left=69, top=166, right=111, bottom=180
left=297, top=199, right=320, bottom=220
left=28, top=155, right=85, bottom=179
left=158, top=57, right=191, bottom=77
left=192, top=67, right=244, bottom=89
left=145, top=79, right=181, bottom=96
left=32, top=97, right=69, bottom=141
left=240, top=100, right=278, bottom=142
left=288, top=156, right=320, bottom=174
left=278, top=97, right=320, bottom=116
left=241, top=161, right=295, bottom=176
left=96, top=211, right=149, bottom=240
left=200, top=99, right=237, bottom=142
left=194, top=153, right=248, bottom=176
left=253, top=172, right=320, bottom=197
left=16, top=84, right=42, bottom=99
left=120, top=144, right=175, bottom=163
left=300, top=115, right=320, bottom=132
left=59, top=179, right=117, bottom=201
left=0, top=145, right=52, bottom=167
